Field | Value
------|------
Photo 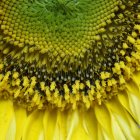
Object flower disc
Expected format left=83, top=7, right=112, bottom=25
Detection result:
left=0, top=0, right=140, bottom=110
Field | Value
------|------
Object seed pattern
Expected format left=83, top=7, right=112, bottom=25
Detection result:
left=0, top=0, right=140, bottom=110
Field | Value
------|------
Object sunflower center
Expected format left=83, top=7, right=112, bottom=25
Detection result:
left=0, top=0, right=140, bottom=110
left=28, top=0, right=90, bottom=18
left=0, top=0, right=119, bottom=71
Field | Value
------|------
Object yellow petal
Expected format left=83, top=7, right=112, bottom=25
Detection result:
left=132, top=72, right=140, bottom=87
left=117, top=91, right=135, bottom=119
left=98, top=123, right=111, bottom=140
left=43, top=109, right=67, bottom=140
left=43, top=109, right=59, bottom=140
left=22, top=110, right=44, bottom=140
left=0, top=99, right=15, bottom=140
left=83, top=108, right=98, bottom=140
left=66, top=110, right=91, bottom=140
left=126, top=80, right=140, bottom=100
left=110, top=114, right=126, bottom=140
left=6, top=114, right=16, bottom=140
left=94, top=104, right=113, bottom=139
left=128, top=93, right=140, bottom=125
left=105, top=99, right=139, bottom=140
left=14, top=105, right=27, bottom=140
left=117, top=91, right=130, bottom=112
left=118, top=90, right=140, bottom=125
left=66, top=110, right=79, bottom=140
left=54, top=111, right=67, bottom=140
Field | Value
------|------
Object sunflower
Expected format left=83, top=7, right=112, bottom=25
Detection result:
left=0, top=0, right=140, bottom=139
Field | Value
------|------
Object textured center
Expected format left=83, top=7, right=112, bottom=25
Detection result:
left=29, top=0, right=91, bottom=18
left=0, top=0, right=140, bottom=110
left=0, top=0, right=118, bottom=71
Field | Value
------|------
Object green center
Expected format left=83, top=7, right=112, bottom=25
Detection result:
left=25, top=0, right=97, bottom=24
left=28, top=0, right=91, bottom=18
left=1, top=0, right=118, bottom=71
left=0, top=0, right=139, bottom=109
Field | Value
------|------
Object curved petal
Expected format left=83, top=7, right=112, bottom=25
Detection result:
left=14, top=105, right=27, bottom=140
left=22, top=110, right=44, bottom=140
left=105, top=98, right=140, bottom=140
left=43, top=109, right=67, bottom=140
left=94, top=104, right=114, bottom=139
left=0, top=99, right=15, bottom=140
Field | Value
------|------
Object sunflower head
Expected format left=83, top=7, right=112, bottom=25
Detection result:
left=0, top=0, right=140, bottom=111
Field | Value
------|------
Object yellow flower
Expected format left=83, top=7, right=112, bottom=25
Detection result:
left=0, top=0, right=140, bottom=139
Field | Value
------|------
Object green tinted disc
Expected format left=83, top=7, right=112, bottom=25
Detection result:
left=0, top=0, right=140, bottom=110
